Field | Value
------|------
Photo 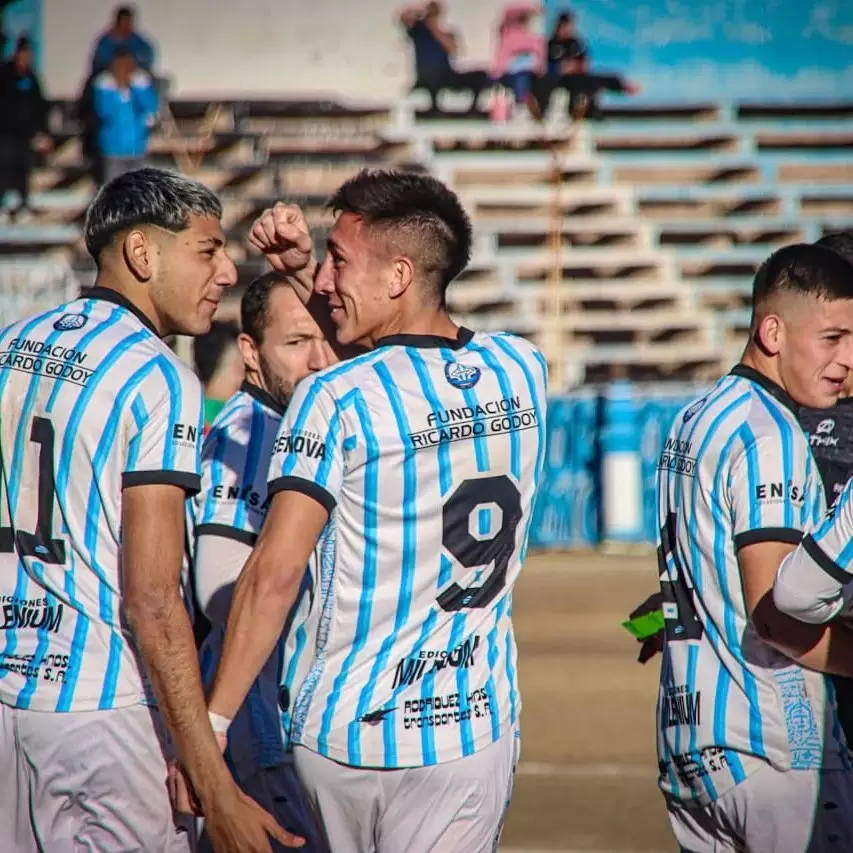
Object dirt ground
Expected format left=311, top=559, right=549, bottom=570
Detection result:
left=499, top=550, right=676, bottom=853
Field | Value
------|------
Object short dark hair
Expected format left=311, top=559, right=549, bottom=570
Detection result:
left=193, top=321, right=239, bottom=386
left=752, top=243, right=853, bottom=312
left=116, top=5, right=135, bottom=21
left=84, top=167, right=222, bottom=263
left=326, top=168, right=472, bottom=304
left=241, top=272, right=290, bottom=343
left=816, top=230, right=853, bottom=266
left=15, top=35, right=31, bottom=53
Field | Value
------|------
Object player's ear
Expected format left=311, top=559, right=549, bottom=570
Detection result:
left=389, top=256, right=414, bottom=300
left=755, top=313, right=783, bottom=356
left=237, top=332, right=260, bottom=374
left=122, top=229, right=155, bottom=282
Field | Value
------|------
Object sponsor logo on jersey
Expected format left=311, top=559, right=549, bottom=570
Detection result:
left=444, top=361, right=481, bottom=390
left=682, top=398, right=706, bottom=423
left=53, top=313, right=88, bottom=332
left=811, top=418, right=839, bottom=448
left=754, top=481, right=805, bottom=505
left=273, top=431, right=327, bottom=460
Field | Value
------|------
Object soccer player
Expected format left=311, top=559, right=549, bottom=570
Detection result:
left=655, top=243, right=853, bottom=853
left=175, top=169, right=548, bottom=852
left=0, top=167, right=296, bottom=853
left=192, top=272, right=331, bottom=852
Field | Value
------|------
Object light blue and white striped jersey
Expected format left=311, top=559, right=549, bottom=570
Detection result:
left=0, top=288, right=203, bottom=712
left=268, top=327, right=547, bottom=769
left=656, top=363, right=852, bottom=805
left=191, top=381, right=314, bottom=782
left=776, top=475, right=853, bottom=622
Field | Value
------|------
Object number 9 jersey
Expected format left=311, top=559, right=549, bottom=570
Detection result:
left=0, top=290, right=203, bottom=713
left=267, top=328, right=547, bottom=769
left=655, top=364, right=853, bottom=806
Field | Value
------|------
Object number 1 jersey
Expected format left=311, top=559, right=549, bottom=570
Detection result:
left=268, top=328, right=547, bottom=768
left=656, top=364, right=852, bottom=805
left=0, top=289, right=203, bottom=712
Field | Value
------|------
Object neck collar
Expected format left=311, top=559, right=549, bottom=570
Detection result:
left=729, top=363, right=798, bottom=416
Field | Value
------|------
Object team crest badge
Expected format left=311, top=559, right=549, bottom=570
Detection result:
left=445, top=361, right=481, bottom=390
left=53, top=313, right=88, bottom=332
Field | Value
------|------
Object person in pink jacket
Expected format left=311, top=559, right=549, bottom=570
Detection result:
left=490, top=2, right=546, bottom=119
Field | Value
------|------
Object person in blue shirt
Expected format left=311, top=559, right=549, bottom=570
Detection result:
left=93, top=48, right=158, bottom=185
left=90, top=5, right=155, bottom=75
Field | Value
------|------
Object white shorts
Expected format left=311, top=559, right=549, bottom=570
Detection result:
left=0, top=701, right=194, bottom=853
left=293, top=729, right=520, bottom=853
left=199, top=760, right=326, bottom=853
left=667, top=763, right=853, bottom=853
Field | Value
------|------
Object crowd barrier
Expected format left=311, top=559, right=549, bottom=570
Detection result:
left=529, top=381, right=712, bottom=550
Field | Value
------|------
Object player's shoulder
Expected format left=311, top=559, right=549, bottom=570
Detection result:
left=294, top=347, right=394, bottom=400
left=205, top=387, right=277, bottom=446
left=472, top=330, right=545, bottom=365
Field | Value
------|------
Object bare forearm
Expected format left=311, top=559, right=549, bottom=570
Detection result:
left=129, top=593, right=232, bottom=801
left=209, top=554, right=301, bottom=719
left=284, top=261, right=317, bottom=306
left=762, top=611, right=853, bottom=678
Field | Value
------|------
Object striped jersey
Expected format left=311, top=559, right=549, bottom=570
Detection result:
left=0, top=288, right=203, bottom=712
left=656, top=363, right=852, bottom=805
left=268, top=327, right=547, bottom=768
left=192, top=381, right=314, bottom=781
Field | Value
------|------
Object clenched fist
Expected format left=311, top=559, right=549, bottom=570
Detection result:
left=247, top=203, right=315, bottom=276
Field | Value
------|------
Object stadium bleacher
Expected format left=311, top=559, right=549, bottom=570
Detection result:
left=4, top=96, right=852, bottom=390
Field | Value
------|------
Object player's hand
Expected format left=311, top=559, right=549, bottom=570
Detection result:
left=203, top=787, right=306, bottom=852
left=629, top=591, right=664, bottom=665
left=167, top=761, right=203, bottom=816
left=167, top=732, right=228, bottom=815
left=247, top=203, right=314, bottom=275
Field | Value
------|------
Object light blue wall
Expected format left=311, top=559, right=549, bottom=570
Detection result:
left=544, top=0, right=853, bottom=101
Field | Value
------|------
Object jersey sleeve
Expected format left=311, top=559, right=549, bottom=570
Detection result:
left=194, top=418, right=266, bottom=546
left=122, top=359, right=204, bottom=494
left=773, top=483, right=853, bottom=624
left=267, top=378, right=344, bottom=514
left=728, top=428, right=818, bottom=550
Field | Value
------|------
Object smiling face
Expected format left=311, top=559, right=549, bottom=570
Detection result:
left=313, top=212, right=401, bottom=348
left=147, top=213, right=238, bottom=336
left=761, top=293, right=853, bottom=408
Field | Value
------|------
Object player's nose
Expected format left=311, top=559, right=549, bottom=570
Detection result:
left=314, top=256, right=335, bottom=295
left=309, top=338, right=331, bottom=371
left=215, top=252, right=239, bottom=287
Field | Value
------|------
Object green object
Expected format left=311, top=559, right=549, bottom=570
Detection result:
left=622, top=609, right=665, bottom=640
left=204, top=398, right=226, bottom=430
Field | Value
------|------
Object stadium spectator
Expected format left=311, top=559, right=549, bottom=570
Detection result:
left=400, top=1, right=490, bottom=114
left=171, top=171, right=547, bottom=852
left=0, top=35, right=51, bottom=221
left=193, top=274, right=330, bottom=852
left=92, top=48, right=158, bottom=185
left=193, top=320, right=244, bottom=433
left=655, top=244, right=853, bottom=852
left=0, top=167, right=251, bottom=852
left=490, top=2, right=546, bottom=120
left=90, top=4, right=155, bottom=75
left=535, top=10, right=638, bottom=121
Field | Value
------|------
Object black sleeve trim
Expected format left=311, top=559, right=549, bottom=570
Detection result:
left=803, top=534, right=853, bottom=585
left=267, top=476, right=336, bottom=514
left=734, top=527, right=803, bottom=550
left=195, top=524, right=258, bottom=547
left=122, top=470, right=201, bottom=494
